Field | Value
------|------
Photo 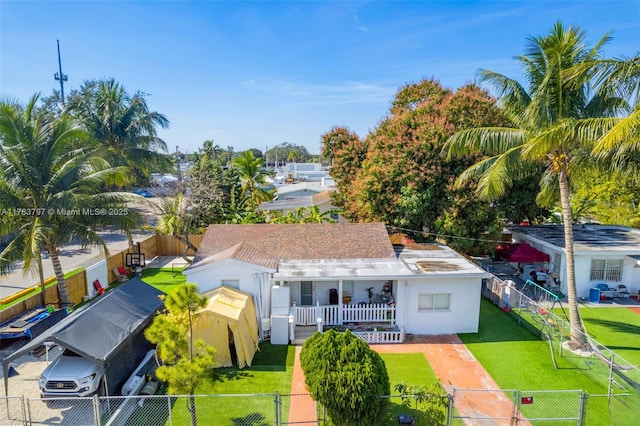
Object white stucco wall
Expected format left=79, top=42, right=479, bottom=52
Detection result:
left=184, top=261, right=267, bottom=295
left=284, top=279, right=387, bottom=305
left=510, top=231, right=640, bottom=298
left=574, top=253, right=640, bottom=298
left=398, top=277, right=482, bottom=334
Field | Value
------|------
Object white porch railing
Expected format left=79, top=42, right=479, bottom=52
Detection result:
left=293, top=304, right=319, bottom=326
left=342, top=303, right=395, bottom=324
left=353, top=329, right=405, bottom=344
left=293, top=303, right=396, bottom=326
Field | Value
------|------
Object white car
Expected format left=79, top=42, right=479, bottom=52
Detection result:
left=39, top=348, right=104, bottom=398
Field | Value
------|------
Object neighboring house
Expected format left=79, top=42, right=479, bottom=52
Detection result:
left=258, top=183, right=339, bottom=220
left=281, top=162, right=331, bottom=183
left=183, top=223, right=489, bottom=341
left=508, top=224, right=640, bottom=298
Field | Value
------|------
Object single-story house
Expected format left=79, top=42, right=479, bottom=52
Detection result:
left=258, top=188, right=337, bottom=219
left=508, top=224, right=640, bottom=298
left=183, top=223, right=489, bottom=341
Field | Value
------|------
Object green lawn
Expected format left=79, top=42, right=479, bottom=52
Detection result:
left=139, top=267, right=187, bottom=294
left=577, top=305, right=640, bottom=365
left=459, top=299, right=640, bottom=425
left=126, top=343, right=295, bottom=426
left=376, top=353, right=444, bottom=426
left=461, top=299, right=609, bottom=393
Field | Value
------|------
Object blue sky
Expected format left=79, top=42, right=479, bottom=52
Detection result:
left=1, top=1, right=639, bottom=155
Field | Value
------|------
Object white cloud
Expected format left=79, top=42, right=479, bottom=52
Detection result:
left=241, top=78, right=395, bottom=105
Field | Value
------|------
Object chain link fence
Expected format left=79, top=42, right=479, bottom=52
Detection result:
left=1, top=390, right=639, bottom=425
left=483, top=275, right=640, bottom=397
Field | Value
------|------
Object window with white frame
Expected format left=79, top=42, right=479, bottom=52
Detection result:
left=418, top=293, right=451, bottom=312
left=221, top=279, right=240, bottom=289
left=589, top=259, right=623, bottom=282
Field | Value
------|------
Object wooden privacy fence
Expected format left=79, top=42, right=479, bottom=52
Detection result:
left=1, top=234, right=202, bottom=319
left=1, top=270, right=87, bottom=321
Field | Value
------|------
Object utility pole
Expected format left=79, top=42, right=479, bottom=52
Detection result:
left=54, top=40, right=68, bottom=104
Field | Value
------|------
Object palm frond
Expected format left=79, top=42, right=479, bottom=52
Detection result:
left=444, top=127, right=526, bottom=159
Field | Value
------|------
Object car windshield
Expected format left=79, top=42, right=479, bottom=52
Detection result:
left=62, top=348, right=82, bottom=357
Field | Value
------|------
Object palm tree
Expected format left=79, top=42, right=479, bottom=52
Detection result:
left=68, top=79, right=171, bottom=182
left=300, top=206, right=341, bottom=223
left=580, top=57, right=640, bottom=170
left=230, top=150, right=275, bottom=208
left=444, top=22, right=631, bottom=348
left=0, top=95, right=136, bottom=306
left=154, top=192, right=198, bottom=261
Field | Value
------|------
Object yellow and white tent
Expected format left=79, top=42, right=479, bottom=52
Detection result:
left=193, top=286, right=260, bottom=368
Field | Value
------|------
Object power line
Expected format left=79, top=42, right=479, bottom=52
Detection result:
left=385, top=224, right=510, bottom=245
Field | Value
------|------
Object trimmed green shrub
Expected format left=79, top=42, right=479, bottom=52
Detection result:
left=300, top=329, right=390, bottom=425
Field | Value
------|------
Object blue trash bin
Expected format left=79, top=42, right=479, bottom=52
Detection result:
left=589, top=288, right=601, bottom=303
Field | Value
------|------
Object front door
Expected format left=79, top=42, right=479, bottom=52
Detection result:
left=301, top=281, right=313, bottom=305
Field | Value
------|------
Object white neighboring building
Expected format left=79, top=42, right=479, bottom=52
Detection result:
left=508, top=224, right=640, bottom=298
left=183, top=223, right=489, bottom=339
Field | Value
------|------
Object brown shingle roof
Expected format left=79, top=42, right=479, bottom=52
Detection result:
left=191, top=223, right=395, bottom=269
left=195, top=242, right=280, bottom=270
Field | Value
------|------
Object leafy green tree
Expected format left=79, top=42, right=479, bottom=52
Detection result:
left=444, top=22, right=634, bottom=347
left=268, top=206, right=341, bottom=224
left=266, top=142, right=312, bottom=166
left=326, top=81, right=506, bottom=251
left=300, top=330, right=390, bottom=426
left=320, top=127, right=369, bottom=221
left=394, top=382, right=448, bottom=425
left=187, top=155, right=228, bottom=227
left=0, top=95, right=137, bottom=306
left=569, top=169, right=640, bottom=227
left=67, top=79, right=171, bottom=185
left=144, top=284, right=216, bottom=426
left=230, top=150, right=275, bottom=208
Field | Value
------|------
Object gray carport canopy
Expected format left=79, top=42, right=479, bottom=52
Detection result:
left=3, top=278, right=164, bottom=396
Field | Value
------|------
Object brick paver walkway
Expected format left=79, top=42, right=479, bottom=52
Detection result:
left=288, top=334, right=530, bottom=425
left=287, top=345, right=317, bottom=424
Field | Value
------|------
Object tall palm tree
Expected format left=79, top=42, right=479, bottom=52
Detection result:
left=444, top=22, right=631, bottom=348
left=230, top=150, right=275, bottom=208
left=68, top=79, right=171, bottom=182
left=154, top=192, right=198, bottom=262
left=0, top=95, right=136, bottom=306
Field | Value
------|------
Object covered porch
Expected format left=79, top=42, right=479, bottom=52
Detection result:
left=291, top=302, right=396, bottom=326
left=270, top=257, right=412, bottom=344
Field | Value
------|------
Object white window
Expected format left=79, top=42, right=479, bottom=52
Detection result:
left=221, top=279, right=240, bottom=289
left=418, top=293, right=451, bottom=312
left=589, top=259, right=623, bottom=282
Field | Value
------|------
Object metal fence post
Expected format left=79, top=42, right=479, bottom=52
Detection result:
left=577, top=391, right=587, bottom=426
left=274, top=391, right=280, bottom=426
left=22, top=395, right=28, bottom=426
left=167, top=395, right=173, bottom=426
left=92, top=394, right=100, bottom=425
left=512, top=390, right=520, bottom=425
left=517, top=292, right=523, bottom=324
left=446, top=393, right=454, bottom=425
